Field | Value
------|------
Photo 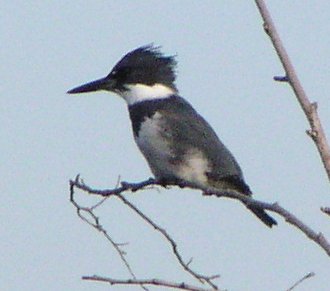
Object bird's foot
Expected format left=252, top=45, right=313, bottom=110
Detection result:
left=155, top=177, right=186, bottom=189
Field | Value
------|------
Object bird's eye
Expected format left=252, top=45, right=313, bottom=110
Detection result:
left=111, top=70, right=117, bottom=76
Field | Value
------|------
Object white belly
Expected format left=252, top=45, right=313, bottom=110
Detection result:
left=135, top=112, right=210, bottom=186
left=135, top=112, right=174, bottom=178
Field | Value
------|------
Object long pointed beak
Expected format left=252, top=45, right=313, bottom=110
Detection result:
left=67, top=77, right=114, bottom=94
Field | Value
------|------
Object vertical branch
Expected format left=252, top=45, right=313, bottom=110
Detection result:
left=254, top=0, right=330, bottom=182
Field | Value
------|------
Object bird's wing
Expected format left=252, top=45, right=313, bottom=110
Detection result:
left=159, top=96, right=246, bottom=188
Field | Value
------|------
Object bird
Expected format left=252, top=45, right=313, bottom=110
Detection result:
left=67, top=45, right=277, bottom=228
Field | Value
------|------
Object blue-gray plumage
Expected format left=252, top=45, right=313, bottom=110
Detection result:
left=68, top=45, right=277, bottom=227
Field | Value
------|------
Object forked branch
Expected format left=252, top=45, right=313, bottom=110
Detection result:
left=70, top=176, right=221, bottom=291
left=70, top=176, right=330, bottom=258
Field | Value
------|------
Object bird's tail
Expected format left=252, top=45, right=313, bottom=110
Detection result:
left=247, top=205, right=277, bottom=228
left=207, top=175, right=277, bottom=227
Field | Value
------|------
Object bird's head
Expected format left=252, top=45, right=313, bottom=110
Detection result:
left=67, top=45, right=178, bottom=105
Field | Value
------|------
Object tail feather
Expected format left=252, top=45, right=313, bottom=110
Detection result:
left=247, top=206, right=277, bottom=228
left=208, top=175, right=277, bottom=228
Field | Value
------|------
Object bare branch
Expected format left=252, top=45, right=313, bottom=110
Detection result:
left=286, top=272, right=315, bottom=291
left=116, top=194, right=220, bottom=289
left=82, top=275, right=220, bottom=291
left=255, top=0, right=330, bottom=182
left=70, top=177, right=330, bottom=257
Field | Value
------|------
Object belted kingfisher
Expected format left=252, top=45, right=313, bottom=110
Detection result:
left=68, top=45, right=277, bottom=228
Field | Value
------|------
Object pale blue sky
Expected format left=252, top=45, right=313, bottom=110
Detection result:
left=1, top=1, right=330, bottom=290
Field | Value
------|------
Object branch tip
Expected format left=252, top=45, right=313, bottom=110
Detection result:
left=286, top=271, right=315, bottom=291
left=274, top=76, right=289, bottom=82
left=263, top=22, right=270, bottom=35
left=321, top=207, right=330, bottom=217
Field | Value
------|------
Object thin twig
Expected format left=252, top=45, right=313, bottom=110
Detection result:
left=286, top=272, right=315, bottom=291
left=255, top=0, right=330, bottom=182
left=82, top=275, right=219, bottom=291
left=274, top=76, right=289, bottom=82
left=69, top=177, right=149, bottom=291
